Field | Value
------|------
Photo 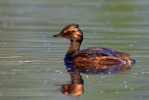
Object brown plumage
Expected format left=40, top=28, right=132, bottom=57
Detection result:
left=53, top=23, right=135, bottom=65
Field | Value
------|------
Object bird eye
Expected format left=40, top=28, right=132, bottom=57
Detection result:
left=63, top=30, right=67, bottom=34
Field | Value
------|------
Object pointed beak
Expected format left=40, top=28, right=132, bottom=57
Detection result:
left=53, top=33, right=61, bottom=37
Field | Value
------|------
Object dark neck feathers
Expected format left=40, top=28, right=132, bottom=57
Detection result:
left=67, top=40, right=82, bottom=54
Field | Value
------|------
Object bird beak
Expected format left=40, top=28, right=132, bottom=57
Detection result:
left=53, top=33, right=61, bottom=37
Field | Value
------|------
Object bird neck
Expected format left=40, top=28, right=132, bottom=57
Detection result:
left=67, top=40, right=82, bottom=54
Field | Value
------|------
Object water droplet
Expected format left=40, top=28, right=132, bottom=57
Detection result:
left=17, top=49, right=20, bottom=52
left=10, top=22, right=14, bottom=26
left=86, top=69, right=89, bottom=72
left=3, top=22, right=7, bottom=27
left=44, top=40, right=46, bottom=42
left=80, top=27, right=83, bottom=31
left=39, top=93, right=42, bottom=96
left=101, top=36, right=105, bottom=39
left=139, top=96, right=143, bottom=100
left=100, top=90, right=104, bottom=94
left=20, top=88, right=24, bottom=91
left=134, top=40, right=137, bottom=43
left=124, top=81, right=127, bottom=84
left=110, top=27, right=114, bottom=31
left=16, top=10, right=23, bottom=15
left=115, top=91, right=119, bottom=94
left=115, top=36, right=119, bottom=38
left=105, top=12, right=110, bottom=16
left=4, top=42, right=7, bottom=45
left=93, top=32, right=97, bottom=34
left=44, top=80, right=48, bottom=85
left=67, top=68, right=71, bottom=70
left=18, top=61, right=23, bottom=64
left=53, top=78, right=55, bottom=80
left=86, top=75, right=89, bottom=78
left=131, top=88, right=134, bottom=91
left=129, top=44, right=133, bottom=47
left=96, top=3, right=101, bottom=8
left=141, top=72, right=144, bottom=74
left=63, top=38, right=66, bottom=40
left=44, top=43, right=47, bottom=46
left=0, top=93, right=2, bottom=97
left=48, top=48, right=51, bottom=50
left=100, top=76, right=105, bottom=79
left=55, top=70, right=61, bottom=72
left=106, top=21, right=111, bottom=24
left=124, top=85, right=128, bottom=88
left=62, top=6, right=68, bottom=12
left=47, top=68, right=50, bottom=70
left=43, top=35, right=46, bottom=38
left=47, top=43, right=50, bottom=46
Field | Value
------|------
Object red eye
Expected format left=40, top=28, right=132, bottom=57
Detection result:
left=63, top=30, right=67, bottom=34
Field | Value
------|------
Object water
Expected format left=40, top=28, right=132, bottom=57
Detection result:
left=0, top=0, right=149, bottom=100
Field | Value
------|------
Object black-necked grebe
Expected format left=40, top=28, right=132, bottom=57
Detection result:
left=53, top=23, right=135, bottom=65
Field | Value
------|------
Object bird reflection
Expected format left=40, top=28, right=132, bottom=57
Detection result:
left=61, top=61, right=132, bottom=96
left=61, top=67, right=84, bottom=96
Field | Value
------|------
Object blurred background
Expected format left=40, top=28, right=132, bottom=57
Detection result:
left=0, top=0, right=149, bottom=100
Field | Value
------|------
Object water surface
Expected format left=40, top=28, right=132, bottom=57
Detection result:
left=0, top=0, right=149, bottom=100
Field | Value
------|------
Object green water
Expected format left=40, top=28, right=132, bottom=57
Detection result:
left=0, top=0, right=149, bottom=100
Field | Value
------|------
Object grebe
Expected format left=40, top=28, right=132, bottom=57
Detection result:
left=53, top=23, right=135, bottom=65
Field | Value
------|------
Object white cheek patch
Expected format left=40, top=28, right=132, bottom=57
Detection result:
left=73, top=32, right=82, bottom=39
